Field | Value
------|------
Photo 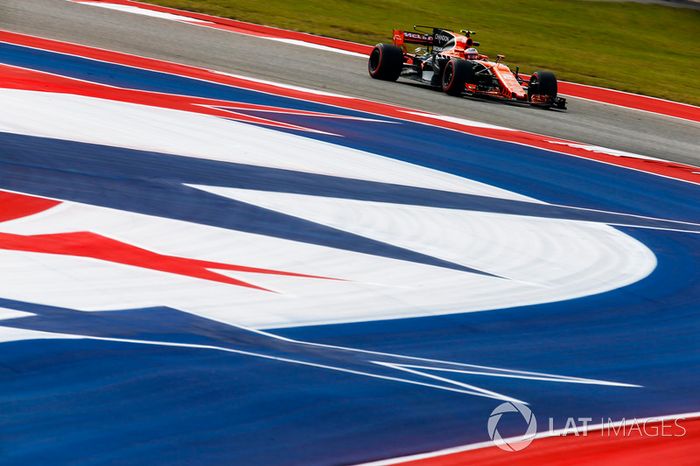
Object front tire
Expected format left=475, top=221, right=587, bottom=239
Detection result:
left=441, top=59, right=471, bottom=96
left=368, top=44, right=403, bottom=81
left=528, top=70, right=558, bottom=107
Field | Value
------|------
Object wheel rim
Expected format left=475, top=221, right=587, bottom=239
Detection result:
left=528, top=75, right=538, bottom=100
left=443, top=62, right=454, bottom=87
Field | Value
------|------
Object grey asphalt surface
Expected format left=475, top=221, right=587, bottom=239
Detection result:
left=1, top=0, right=698, bottom=165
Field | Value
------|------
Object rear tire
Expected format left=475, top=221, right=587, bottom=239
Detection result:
left=528, top=70, right=558, bottom=107
left=368, top=44, right=403, bottom=81
left=441, top=59, right=471, bottom=96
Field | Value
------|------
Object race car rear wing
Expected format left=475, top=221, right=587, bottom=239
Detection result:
left=392, top=26, right=480, bottom=50
left=392, top=30, right=434, bottom=47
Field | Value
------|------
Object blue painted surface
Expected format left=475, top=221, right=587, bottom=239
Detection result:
left=1, top=44, right=699, bottom=465
left=0, top=42, right=378, bottom=118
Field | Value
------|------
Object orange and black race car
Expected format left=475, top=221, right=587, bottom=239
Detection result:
left=368, top=26, right=567, bottom=109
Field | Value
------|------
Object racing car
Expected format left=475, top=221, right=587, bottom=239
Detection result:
left=368, top=26, right=566, bottom=109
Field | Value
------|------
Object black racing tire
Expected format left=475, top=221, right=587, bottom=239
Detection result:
left=441, top=59, right=471, bottom=96
left=528, top=70, right=558, bottom=107
left=368, top=44, right=404, bottom=81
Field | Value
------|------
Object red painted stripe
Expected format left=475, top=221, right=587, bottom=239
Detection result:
left=0, top=190, right=336, bottom=291
left=558, top=82, right=700, bottom=123
left=1, top=30, right=698, bottom=184
left=71, top=1, right=699, bottom=121
left=0, top=64, right=311, bottom=132
left=0, top=190, right=60, bottom=222
left=395, top=417, right=699, bottom=466
left=0, top=230, right=334, bottom=291
left=0, top=63, right=371, bottom=135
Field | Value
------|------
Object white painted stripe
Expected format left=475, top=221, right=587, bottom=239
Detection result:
left=74, top=2, right=210, bottom=23
left=51, top=335, right=539, bottom=401
left=0, top=327, right=80, bottom=343
left=69, top=1, right=367, bottom=58
left=264, top=37, right=367, bottom=57
left=559, top=93, right=700, bottom=125
left=211, top=70, right=353, bottom=98
left=547, top=141, right=668, bottom=162
left=0, top=89, right=520, bottom=199
left=187, top=185, right=656, bottom=327
left=562, top=80, right=700, bottom=110
left=0, top=308, right=35, bottom=321
left=0, top=331, right=629, bottom=404
left=405, top=111, right=514, bottom=130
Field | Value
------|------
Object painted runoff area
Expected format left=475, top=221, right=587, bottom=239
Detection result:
left=0, top=29, right=699, bottom=465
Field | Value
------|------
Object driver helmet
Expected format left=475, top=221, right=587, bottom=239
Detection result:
left=465, top=47, right=479, bottom=60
